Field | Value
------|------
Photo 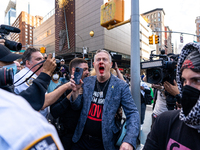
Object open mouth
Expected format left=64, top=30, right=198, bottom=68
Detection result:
left=99, top=66, right=104, bottom=74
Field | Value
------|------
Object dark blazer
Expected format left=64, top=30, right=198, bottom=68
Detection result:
left=71, top=74, right=140, bottom=150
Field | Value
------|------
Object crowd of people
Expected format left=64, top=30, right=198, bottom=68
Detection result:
left=1, top=37, right=200, bottom=150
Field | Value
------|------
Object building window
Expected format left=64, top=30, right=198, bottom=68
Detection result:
left=158, top=18, right=160, bottom=21
left=47, top=30, right=51, bottom=36
left=199, top=25, right=200, bottom=27
left=158, top=12, right=161, bottom=17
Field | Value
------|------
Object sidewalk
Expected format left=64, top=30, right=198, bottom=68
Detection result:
left=137, top=104, right=153, bottom=149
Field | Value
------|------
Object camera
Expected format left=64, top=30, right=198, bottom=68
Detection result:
left=54, top=59, right=61, bottom=72
left=0, top=24, right=22, bottom=51
left=0, top=68, right=14, bottom=88
left=141, top=50, right=179, bottom=110
left=141, top=50, right=179, bottom=84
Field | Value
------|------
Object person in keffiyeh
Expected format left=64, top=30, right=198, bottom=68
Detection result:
left=144, top=42, right=200, bottom=150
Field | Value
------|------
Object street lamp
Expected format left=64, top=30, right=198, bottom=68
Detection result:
left=75, top=33, right=86, bottom=58
left=89, top=31, right=94, bottom=37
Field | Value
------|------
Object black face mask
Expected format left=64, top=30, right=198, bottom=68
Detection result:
left=181, top=85, right=200, bottom=116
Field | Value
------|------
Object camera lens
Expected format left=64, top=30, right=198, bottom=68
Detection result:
left=0, top=68, right=13, bottom=87
left=153, top=70, right=160, bottom=79
left=5, top=40, right=22, bottom=51
left=147, top=68, right=162, bottom=84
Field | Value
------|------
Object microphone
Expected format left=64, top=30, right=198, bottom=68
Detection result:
left=0, top=25, right=21, bottom=33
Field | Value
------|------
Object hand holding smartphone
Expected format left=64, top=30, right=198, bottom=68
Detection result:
left=74, top=67, right=83, bottom=84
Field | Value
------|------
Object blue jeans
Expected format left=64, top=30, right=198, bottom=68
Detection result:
left=141, top=102, right=146, bottom=125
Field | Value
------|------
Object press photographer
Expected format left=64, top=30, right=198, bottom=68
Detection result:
left=0, top=25, right=65, bottom=112
left=0, top=43, right=58, bottom=110
left=14, top=47, right=74, bottom=118
left=141, top=50, right=180, bottom=127
left=0, top=39, right=64, bottom=150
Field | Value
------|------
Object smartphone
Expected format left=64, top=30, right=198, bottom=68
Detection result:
left=52, top=53, right=55, bottom=58
left=74, top=67, right=83, bottom=84
left=112, top=61, right=115, bottom=68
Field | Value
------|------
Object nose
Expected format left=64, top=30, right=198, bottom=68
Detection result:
left=183, top=80, right=190, bottom=86
left=99, top=58, right=104, bottom=63
left=86, top=69, right=89, bottom=74
left=99, top=61, right=104, bottom=65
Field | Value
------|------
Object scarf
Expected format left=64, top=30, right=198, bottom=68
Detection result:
left=176, top=42, right=200, bottom=130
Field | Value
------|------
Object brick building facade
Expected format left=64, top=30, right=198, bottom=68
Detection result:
left=55, top=0, right=75, bottom=58
left=141, top=8, right=166, bottom=54
left=10, top=11, right=43, bottom=50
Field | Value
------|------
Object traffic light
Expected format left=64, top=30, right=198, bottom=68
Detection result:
left=149, top=35, right=153, bottom=45
left=155, top=35, right=159, bottom=44
left=100, top=0, right=124, bottom=28
left=40, top=47, right=46, bottom=53
left=180, top=36, right=183, bottom=43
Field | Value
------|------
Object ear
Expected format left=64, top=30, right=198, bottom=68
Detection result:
left=25, top=60, right=31, bottom=67
left=93, top=62, right=95, bottom=67
left=71, top=67, right=75, bottom=75
left=110, top=62, right=113, bottom=69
